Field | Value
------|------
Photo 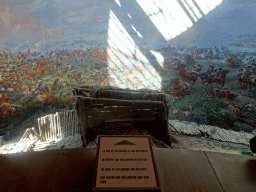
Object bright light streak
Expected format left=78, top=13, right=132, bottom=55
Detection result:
left=115, top=0, right=121, bottom=7
left=107, top=10, right=162, bottom=90
left=185, top=0, right=203, bottom=19
left=136, top=0, right=193, bottom=41
left=180, top=0, right=198, bottom=22
left=194, top=0, right=222, bottom=15
left=128, top=13, right=132, bottom=19
left=150, top=50, right=164, bottom=67
left=131, top=25, right=143, bottom=38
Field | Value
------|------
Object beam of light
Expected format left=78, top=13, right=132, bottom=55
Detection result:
left=136, top=0, right=223, bottom=42
left=136, top=0, right=193, bottom=41
left=183, top=0, right=203, bottom=19
left=115, top=0, right=121, bottom=7
left=150, top=50, right=164, bottom=67
left=180, top=0, right=198, bottom=22
left=194, top=0, right=222, bottom=15
left=131, top=25, right=143, bottom=38
left=127, top=13, right=132, bottom=19
left=107, top=10, right=161, bottom=90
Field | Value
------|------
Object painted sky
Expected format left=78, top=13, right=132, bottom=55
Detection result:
left=1, top=0, right=256, bottom=52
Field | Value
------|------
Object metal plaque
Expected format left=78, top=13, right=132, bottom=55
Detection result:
left=92, top=135, right=161, bottom=191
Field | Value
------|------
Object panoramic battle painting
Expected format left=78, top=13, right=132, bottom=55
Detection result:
left=0, top=0, right=256, bottom=137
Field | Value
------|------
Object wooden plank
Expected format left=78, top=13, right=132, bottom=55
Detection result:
left=227, top=131, right=238, bottom=143
left=49, top=115, right=53, bottom=140
left=95, top=106, right=160, bottom=111
left=88, top=110, right=157, bottom=119
left=76, top=110, right=79, bottom=134
left=20, top=128, right=31, bottom=142
left=61, top=111, right=64, bottom=138
left=73, top=87, right=166, bottom=99
left=56, top=113, right=60, bottom=139
left=239, top=132, right=250, bottom=145
left=58, top=112, right=61, bottom=139
left=69, top=110, right=72, bottom=137
left=74, top=96, right=168, bottom=108
left=218, top=129, right=228, bottom=142
left=68, top=111, right=71, bottom=137
left=32, top=127, right=42, bottom=141
left=74, top=110, right=77, bottom=135
left=224, top=130, right=237, bottom=143
left=70, top=110, right=73, bottom=137
left=233, top=131, right=246, bottom=144
left=54, top=114, right=57, bottom=139
left=45, top=116, right=48, bottom=140
left=64, top=111, right=67, bottom=138
left=51, top=115, right=54, bottom=139
left=105, top=117, right=156, bottom=123
left=87, top=113, right=156, bottom=123
left=42, top=117, right=46, bottom=141
left=59, top=112, right=63, bottom=138
left=89, top=107, right=158, bottom=115
left=232, top=131, right=244, bottom=144
left=52, top=114, right=55, bottom=139
left=72, top=110, right=75, bottom=136
left=237, top=132, right=248, bottom=145
left=216, top=128, right=226, bottom=142
left=77, top=90, right=165, bottom=102
left=38, top=118, right=42, bottom=139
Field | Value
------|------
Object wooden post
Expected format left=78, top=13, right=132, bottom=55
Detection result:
left=75, top=111, right=78, bottom=134
left=42, top=117, right=46, bottom=141
left=59, top=112, right=63, bottom=139
left=44, top=116, right=47, bottom=140
left=56, top=113, right=60, bottom=139
left=38, top=118, right=42, bottom=139
left=68, top=110, right=71, bottom=137
left=71, top=110, right=73, bottom=136
left=56, top=112, right=59, bottom=139
left=73, top=110, right=76, bottom=135
left=48, top=115, right=52, bottom=140
left=54, top=114, right=59, bottom=139
left=53, top=114, right=57, bottom=139
left=64, top=110, right=67, bottom=138
left=32, top=127, right=42, bottom=141
left=47, top=115, right=51, bottom=140
left=51, top=114, right=55, bottom=139
left=72, top=110, right=75, bottom=136
left=20, top=128, right=31, bottom=142
left=63, top=111, right=65, bottom=138
left=47, top=115, right=50, bottom=140
left=67, top=111, right=69, bottom=137
left=61, top=111, right=64, bottom=138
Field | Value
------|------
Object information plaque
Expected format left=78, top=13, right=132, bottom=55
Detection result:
left=92, top=135, right=161, bottom=192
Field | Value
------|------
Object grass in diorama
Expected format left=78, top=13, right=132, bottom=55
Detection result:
left=169, top=84, right=209, bottom=121
left=168, top=83, right=238, bottom=129
left=230, top=82, right=241, bottom=91
left=248, top=89, right=256, bottom=97
left=191, top=97, right=238, bottom=128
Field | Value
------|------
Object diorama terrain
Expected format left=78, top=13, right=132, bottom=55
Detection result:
left=0, top=48, right=256, bottom=142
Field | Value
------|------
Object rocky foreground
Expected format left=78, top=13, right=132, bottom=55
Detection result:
left=0, top=124, right=254, bottom=156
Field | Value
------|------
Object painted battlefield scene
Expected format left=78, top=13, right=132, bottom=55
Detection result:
left=1, top=45, right=256, bottom=133
left=0, top=0, right=256, bottom=143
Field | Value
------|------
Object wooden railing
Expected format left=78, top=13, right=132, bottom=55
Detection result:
left=38, top=110, right=79, bottom=140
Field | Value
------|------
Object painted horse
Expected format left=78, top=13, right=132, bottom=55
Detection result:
left=206, top=70, right=230, bottom=88
left=238, top=69, right=251, bottom=88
